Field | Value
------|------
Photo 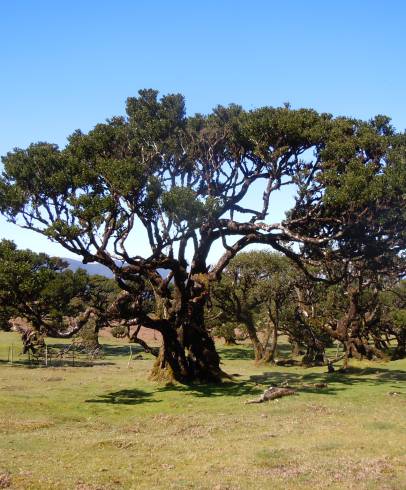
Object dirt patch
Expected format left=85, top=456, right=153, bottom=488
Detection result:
left=328, top=456, right=396, bottom=485
left=76, top=482, right=110, bottom=490
left=0, top=473, right=11, bottom=489
left=96, top=438, right=137, bottom=450
left=304, top=403, right=341, bottom=416
left=0, top=419, right=54, bottom=433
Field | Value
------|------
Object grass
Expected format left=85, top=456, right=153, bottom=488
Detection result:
left=0, top=331, right=405, bottom=489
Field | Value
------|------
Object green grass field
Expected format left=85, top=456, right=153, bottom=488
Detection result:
left=0, top=331, right=405, bottom=489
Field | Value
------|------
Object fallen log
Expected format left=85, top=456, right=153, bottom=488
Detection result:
left=246, top=386, right=296, bottom=404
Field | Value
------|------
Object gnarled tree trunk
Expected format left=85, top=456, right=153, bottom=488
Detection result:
left=391, top=329, right=406, bottom=360
left=111, top=284, right=224, bottom=383
left=150, top=303, right=224, bottom=382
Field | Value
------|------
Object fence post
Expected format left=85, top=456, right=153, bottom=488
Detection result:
left=128, top=345, right=133, bottom=368
left=45, top=345, right=48, bottom=367
left=10, top=344, right=14, bottom=365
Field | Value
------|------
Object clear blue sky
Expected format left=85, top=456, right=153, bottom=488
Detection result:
left=1, top=0, right=406, bottom=258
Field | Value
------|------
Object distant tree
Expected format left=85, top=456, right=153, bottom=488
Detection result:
left=0, top=240, right=118, bottom=352
left=374, top=279, right=406, bottom=360
left=310, top=254, right=406, bottom=367
left=1, top=89, right=405, bottom=381
left=290, top=274, right=337, bottom=365
left=209, top=251, right=297, bottom=362
left=75, top=274, right=120, bottom=348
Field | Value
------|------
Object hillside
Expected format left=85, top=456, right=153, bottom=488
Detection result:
left=64, top=258, right=168, bottom=279
left=63, top=258, right=114, bottom=278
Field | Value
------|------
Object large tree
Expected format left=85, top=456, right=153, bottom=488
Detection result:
left=1, top=89, right=405, bottom=381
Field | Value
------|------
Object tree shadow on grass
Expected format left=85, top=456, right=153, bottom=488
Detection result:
left=217, top=342, right=294, bottom=361
left=249, top=366, right=406, bottom=396
left=341, top=366, right=406, bottom=381
left=218, top=347, right=255, bottom=360
left=155, top=380, right=262, bottom=398
left=85, top=388, right=160, bottom=405
left=99, top=343, right=145, bottom=358
left=0, top=358, right=115, bottom=368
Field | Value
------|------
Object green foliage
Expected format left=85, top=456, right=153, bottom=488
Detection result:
left=111, top=324, right=128, bottom=338
left=209, top=250, right=298, bottom=354
left=161, top=187, right=205, bottom=226
left=1, top=89, right=404, bottom=267
left=0, top=240, right=116, bottom=334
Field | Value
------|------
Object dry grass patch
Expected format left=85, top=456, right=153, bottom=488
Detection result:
left=0, top=418, right=54, bottom=433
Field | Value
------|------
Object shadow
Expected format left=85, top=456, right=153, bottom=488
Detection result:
left=335, top=366, right=406, bottom=382
left=249, top=365, right=406, bottom=396
left=218, top=347, right=255, bottom=360
left=249, top=371, right=339, bottom=396
left=0, top=357, right=31, bottom=367
left=98, top=343, right=145, bottom=358
left=45, top=342, right=143, bottom=359
left=273, top=343, right=295, bottom=358
left=86, top=388, right=160, bottom=405
left=217, top=342, right=297, bottom=361
left=155, top=380, right=261, bottom=398
left=0, top=357, right=115, bottom=369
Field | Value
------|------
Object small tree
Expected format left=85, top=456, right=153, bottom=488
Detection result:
left=383, top=280, right=406, bottom=359
left=0, top=240, right=116, bottom=352
left=209, top=251, right=297, bottom=362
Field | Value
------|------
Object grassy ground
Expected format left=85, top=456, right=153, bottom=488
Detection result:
left=0, top=331, right=405, bottom=490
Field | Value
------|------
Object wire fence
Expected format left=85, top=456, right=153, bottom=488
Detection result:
left=3, top=341, right=104, bottom=368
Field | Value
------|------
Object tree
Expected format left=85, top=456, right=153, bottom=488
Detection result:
left=209, top=251, right=297, bottom=362
left=75, top=274, right=120, bottom=348
left=0, top=240, right=116, bottom=352
left=291, top=273, right=337, bottom=365
left=371, top=277, right=406, bottom=360
left=1, top=89, right=405, bottom=381
left=382, top=280, right=406, bottom=359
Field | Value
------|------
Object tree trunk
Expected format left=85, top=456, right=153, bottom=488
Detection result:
left=244, top=321, right=266, bottom=362
left=256, top=320, right=278, bottom=363
left=268, top=321, right=278, bottom=363
left=392, top=330, right=406, bottom=360
left=79, top=317, right=101, bottom=350
left=291, top=341, right=304, bottom=356
left=302, top=344, right=325, bottom=366
left=150, top=303, right=224, bottom=383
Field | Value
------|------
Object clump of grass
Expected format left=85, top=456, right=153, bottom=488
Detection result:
left=366, top=421, right=397, bottom=430
left=254, top=448, right=290, bottom=468
left=95, top=438, right=137, bottom=449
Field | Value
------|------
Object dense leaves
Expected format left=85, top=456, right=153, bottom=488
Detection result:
left=0, top=240, right=118, bottom=341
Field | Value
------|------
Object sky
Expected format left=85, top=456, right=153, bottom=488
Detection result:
left=1, top=0, right=406, bottom=261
